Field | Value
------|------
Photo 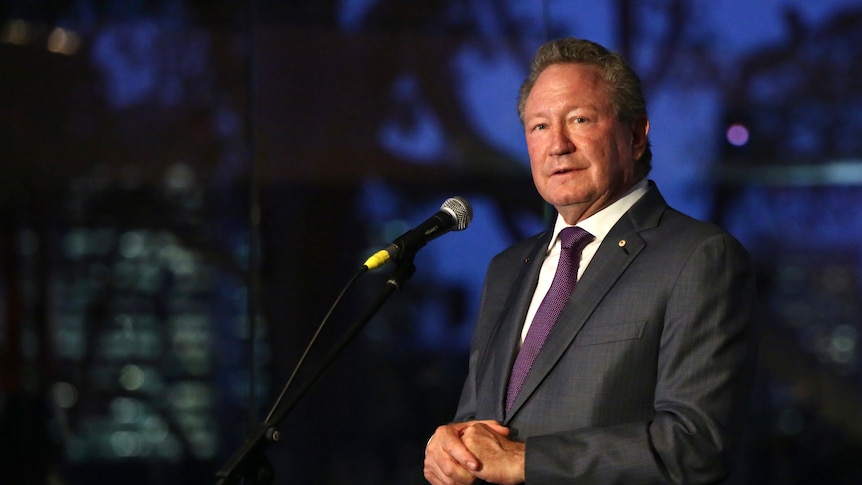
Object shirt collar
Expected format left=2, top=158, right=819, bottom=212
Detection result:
left=548, top=178, right=650, bottom=251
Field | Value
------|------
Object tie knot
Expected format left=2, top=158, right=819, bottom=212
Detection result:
left=559, top=226, right=594, bottom=251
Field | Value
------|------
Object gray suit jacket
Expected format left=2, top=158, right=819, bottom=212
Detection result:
left=455, top=182, right=758, bottom=484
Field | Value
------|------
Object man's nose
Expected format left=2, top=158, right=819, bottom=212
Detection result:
left=549, top=126, right=575, bottom=156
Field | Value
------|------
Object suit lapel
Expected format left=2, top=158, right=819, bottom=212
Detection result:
left=504, top=185, right=667, bottom=420
left=476, top=233, right=550, bottom=421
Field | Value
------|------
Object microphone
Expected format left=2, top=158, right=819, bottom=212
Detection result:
left=363, top=196, right=473, bottom=270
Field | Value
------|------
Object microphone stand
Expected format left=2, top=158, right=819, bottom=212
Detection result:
left=214, top=256, right=417, bottom=484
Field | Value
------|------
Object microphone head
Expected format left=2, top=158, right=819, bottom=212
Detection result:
left=440, top=196, right=473, bottom=231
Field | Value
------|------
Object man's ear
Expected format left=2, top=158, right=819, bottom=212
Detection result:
left=632, top=117, right=650, bottom=160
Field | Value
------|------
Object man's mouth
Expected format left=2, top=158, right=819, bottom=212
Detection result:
left=553, top=167, right=577, bottom=175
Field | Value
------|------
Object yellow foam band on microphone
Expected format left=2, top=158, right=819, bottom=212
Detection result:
left=363, top=249, right=390, bottom=270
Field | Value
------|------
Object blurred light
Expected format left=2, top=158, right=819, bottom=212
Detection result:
left=168, top=381, right=212, bottom=410
left=719, top=159, right=862, bottom=186
left=119, top=364, right=146, bottom=391
left=110, top=430, right=142, bottom=457
left=188, top=429, right=218, bottom=459
left=160, top=244, right=196, bottom=277
left=47, top=27, right=81, bottom=55
left=829, top=324, right=857, bottom=367
left=726, top=123, right=750, bottom=147
left=110, top=397, right=143, bottom=424
left=339, top=0, right=375, bottom=30
left=56, top=328, right=86, bottom=360
left=142, top=415, right=170, bottom=443
left=164, top=163, right=195, bottom=192
left=64, top=228, right=88, bottom=259
left=832, top=324, right=857, bottom=352
left=52, top=381, right=79, bottom=409
left=137, top=262, right=163, bottom=293
left=1, top=19, right=32, bottom=45
left=115, top=313, right=134, bottom=333
left=119, top=230, right=146, bottom=259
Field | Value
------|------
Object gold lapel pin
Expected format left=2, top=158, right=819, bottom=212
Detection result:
left=618, top=239, right=626, bottom=248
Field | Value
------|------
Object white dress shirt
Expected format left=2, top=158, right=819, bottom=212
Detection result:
left=519, top=178, right=650, bottom=344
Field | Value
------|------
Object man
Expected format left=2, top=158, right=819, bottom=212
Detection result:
left=423, top=37, right=757, bottom=484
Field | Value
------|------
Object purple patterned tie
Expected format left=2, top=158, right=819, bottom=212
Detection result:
left=505, top=226, right=594, bottom=413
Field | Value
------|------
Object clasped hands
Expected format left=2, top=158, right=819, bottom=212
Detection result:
left=423, top=420, right=526, bottom=485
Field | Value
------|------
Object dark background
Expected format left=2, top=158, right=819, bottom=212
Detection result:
left=2, top=0, right=862, bottom=484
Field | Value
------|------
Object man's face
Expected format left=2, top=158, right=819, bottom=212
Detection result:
left=523, top=63, right=649, bottom=224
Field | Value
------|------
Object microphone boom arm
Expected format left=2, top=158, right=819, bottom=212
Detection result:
left=214, top=257, right=417, bottom=484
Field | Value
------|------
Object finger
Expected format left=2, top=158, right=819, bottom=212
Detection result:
left=460, top=424, right=494, bottom=452
left=430, top=424, right=480, bottom=472
left=423, top=460, right=448, bottom=485
left=424, top=452, right=474, bottom=484
left=440, top=435, right=480, bottom=472
left=472, top=420, right=510, bottom=436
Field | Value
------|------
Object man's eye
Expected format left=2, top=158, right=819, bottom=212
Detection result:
left=572, top=117, right=586, bottom=124
left=533, top=123, right=547, bottom=131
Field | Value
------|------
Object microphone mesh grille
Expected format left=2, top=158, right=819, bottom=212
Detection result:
left=441, top=196, right=473, bottom=231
